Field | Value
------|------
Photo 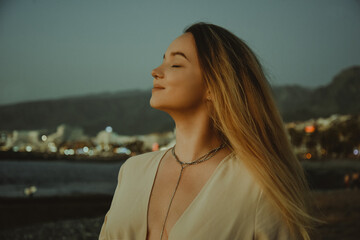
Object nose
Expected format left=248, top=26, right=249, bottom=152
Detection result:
left=151, top=67, right=164, bottom=79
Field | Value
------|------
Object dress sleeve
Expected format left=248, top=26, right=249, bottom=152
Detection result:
left=98, top=161, right=127, bottom=240
left=253, top=190, right=296, bottom=240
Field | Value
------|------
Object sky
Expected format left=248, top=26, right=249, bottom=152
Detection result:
left=0, top=0, right=359, bottom=106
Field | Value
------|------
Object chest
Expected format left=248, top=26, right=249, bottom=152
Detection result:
left=146, top=160, right=219, bottom=240
left=105, top=153, right=260, bottom=240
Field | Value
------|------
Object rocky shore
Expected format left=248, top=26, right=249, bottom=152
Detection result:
left=0, top=189, right=359, bottom=240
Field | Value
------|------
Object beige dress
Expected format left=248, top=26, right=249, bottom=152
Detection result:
left=99, top=149, right=293, bottom=240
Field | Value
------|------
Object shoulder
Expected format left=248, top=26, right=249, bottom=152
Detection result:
left=225, top=153, right=263, bottom=195
left=115, top=149, right=168, bottom=183
left=119, top=149, right=168, bottom=176
left=124, top=149, right=167, bottom=166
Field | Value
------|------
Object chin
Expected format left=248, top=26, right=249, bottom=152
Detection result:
left=149, top=97, right=162, bottom=110
left=149, top=97, right=172, bottom=113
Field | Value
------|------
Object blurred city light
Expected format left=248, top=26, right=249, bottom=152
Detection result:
left=76, top=148, right=84, bottom=155
left=64, top=149, right=75, bottom=155
left=48, top=142, right=57, bottom=153
left=105, top=126, right=113, bottom=133
left=83, top=146, right=89, bottom=153
left=24, top=185, right=37, bottom=197
left=41, top=135, right=47, bottom=141
left=115, top=147, right=131, bottom=155
left=354, top=149, right=359, bottom=155
left=304, top=125, right=315, bottom=133
left=152, top=142, right=159, bottom=151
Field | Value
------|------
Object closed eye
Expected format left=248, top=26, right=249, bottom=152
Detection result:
left=171, top=65, right=181, bottom=68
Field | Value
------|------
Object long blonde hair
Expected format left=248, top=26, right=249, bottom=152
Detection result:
left=185, top=22, right=320, bottom=239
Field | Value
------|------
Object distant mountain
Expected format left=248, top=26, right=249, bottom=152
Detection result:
left=272, top=66, right=360, bottom=121
left=271, top=84, right=313, bottom=119
left=0, top=90, right=174, bottom=136
left=0, top=66, right=359, bottom=135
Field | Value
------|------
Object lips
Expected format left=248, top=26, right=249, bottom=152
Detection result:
left=153, top=84, right=165, bottom=89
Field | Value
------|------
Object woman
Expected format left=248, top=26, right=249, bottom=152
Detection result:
left=99, top=22, right=318, bottom=240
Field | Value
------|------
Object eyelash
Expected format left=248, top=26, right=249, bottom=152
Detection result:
left=171, top=65, right=181, bottom=68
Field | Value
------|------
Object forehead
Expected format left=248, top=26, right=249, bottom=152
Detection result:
left=165, top=33, right=198, bottom=61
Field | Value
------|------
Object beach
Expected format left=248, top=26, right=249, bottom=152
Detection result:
left=0, top=190, right=359, bottom=239
left=1, top=159, right=360, bottom=239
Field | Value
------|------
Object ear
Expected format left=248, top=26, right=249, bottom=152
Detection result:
left=206, top=89, right=212, bottom=101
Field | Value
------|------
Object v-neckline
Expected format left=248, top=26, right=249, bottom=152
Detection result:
left=145, top=148, right=234, bottom=240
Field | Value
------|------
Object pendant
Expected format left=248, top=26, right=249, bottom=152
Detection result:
left=160, top=162, right=187, bottom=240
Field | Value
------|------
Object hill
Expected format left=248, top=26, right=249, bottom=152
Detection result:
left=272, top=66, right=360, bottom=121
left=0, top=90, right=173, bottom=136
left=0, top=66, right=359, bottom=135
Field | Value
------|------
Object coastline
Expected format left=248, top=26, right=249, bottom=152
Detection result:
left=1, top=158, right=360, bottom=239
left=0, top=194, right=113, bottom=231
left=0, top=189, right=359, bottom=240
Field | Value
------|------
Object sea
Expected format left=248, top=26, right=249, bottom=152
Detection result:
left=0, top=160, right=124, bottom=198
left=1, top=159, right=360, bottom=198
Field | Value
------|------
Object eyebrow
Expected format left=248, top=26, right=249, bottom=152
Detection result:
left=163, top=51, right=190, bottom=62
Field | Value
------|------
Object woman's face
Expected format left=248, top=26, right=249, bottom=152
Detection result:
left=150, top=32, right=207, bottom=113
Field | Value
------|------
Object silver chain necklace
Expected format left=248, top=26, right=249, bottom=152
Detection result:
left=159, top=143, right=225, bottom=240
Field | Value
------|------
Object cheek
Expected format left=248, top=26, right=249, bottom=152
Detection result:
left=171, top=71, right=204, bottom=99
left=150, top=71, right=205, bottom=110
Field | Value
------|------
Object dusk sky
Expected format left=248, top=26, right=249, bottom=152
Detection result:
left=0, top=0, right=359, bottom=106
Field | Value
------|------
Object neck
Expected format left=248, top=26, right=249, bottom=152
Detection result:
left=169, top=108, right=223, bottom=163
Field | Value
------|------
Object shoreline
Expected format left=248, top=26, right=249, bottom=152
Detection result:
left=0, top=189, right=359, bottom=239
left=1, top=151, right=360, bottom=163
left=0, top=151, right=129, bottom=163
left=0, top=194, right=113, bottom=231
